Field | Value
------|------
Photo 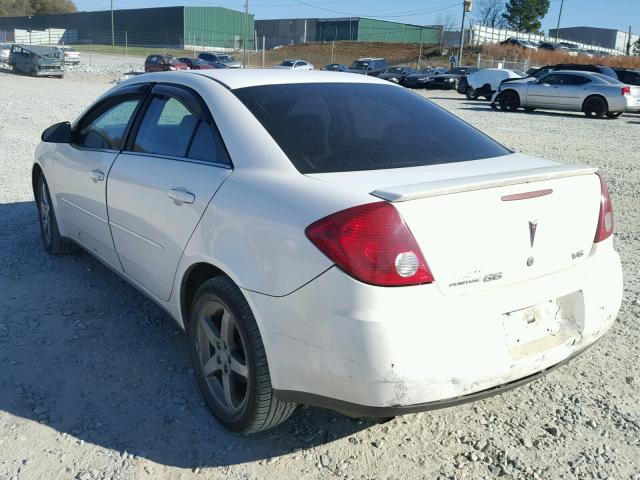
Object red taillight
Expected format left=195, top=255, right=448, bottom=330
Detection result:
left=622, top=86, right=631, bottom=96
left=305, top=202, right=434, bottom=286
left=594, top=173, right=614, bottom=243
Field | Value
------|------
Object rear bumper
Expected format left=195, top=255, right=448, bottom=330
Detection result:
left=246, top=238, right=622, bottom=410
left=274, top=339, right=598, bottom=417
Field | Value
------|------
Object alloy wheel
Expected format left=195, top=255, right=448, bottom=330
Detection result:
left=195, top=300, right=249, bottom=415
left=38, top=178, right=52, bottom=246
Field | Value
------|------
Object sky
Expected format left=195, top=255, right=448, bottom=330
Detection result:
left=72, top=0, right=639, bottom=34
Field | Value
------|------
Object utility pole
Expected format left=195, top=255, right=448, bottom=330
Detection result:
left=554, top=0, right=564, bottom=44
left=110, top=0, right=115, bottom=49
left=626, top=25, right=632, bottom=55
left=458, top=1, right=472, bottom=67
left=243, top=0, right=249, bottom=68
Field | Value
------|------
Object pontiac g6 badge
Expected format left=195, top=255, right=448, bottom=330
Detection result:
left=529, top=220, right=538, bottom=247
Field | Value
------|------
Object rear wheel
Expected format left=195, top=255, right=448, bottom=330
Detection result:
left=35, top=173, right=79, bottom=255
left=605, top=112, right=622, bottom=119
left=465, top=87, right=479, bottom=100
left=499, top=90, right=520, bottom=111
left=583, top=96, right=607, bottom=118
left=189, top=276, right=296, bottom=433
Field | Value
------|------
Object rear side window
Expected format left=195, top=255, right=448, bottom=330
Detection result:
left=562, top=74, right=591, bottom=85
left=134, top=97, right=199, bottom=157
left=234, top=83, right=510, bottom=174
left=133, top=94, right=230, bottom=164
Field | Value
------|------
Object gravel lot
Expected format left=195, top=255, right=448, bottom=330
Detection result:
left=1, top=55, right=639, bottom=480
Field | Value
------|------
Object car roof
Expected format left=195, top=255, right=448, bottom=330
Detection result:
left=133, top=69, right=391, bottom=90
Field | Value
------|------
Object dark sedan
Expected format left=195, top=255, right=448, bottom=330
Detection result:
left=402, top=67, right=448, bottom=88
left=378, top=66, right=415, bottom=83
left=323, top=63, right=348, bottom=72
left=614, top=68, right=640, bottom=86
left=178, top=57, right=218, bottom=70
left=426, top=66, right=479, bottom=90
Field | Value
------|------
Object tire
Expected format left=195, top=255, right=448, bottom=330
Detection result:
left=523, top=106, right=536, bottom=112
left=35, top=173, right=79, bottom=255
left=605, top=112, right=622, bottom=119
left=583, top=96, right=607, bottom=119
left=189, top=276, right=296, bottom=433
left=499, top=90, right=520, bottom=111
left=465, top=87, right=479, bottom=100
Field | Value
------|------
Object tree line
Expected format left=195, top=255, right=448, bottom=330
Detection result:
left=0, top=0, right=76, bottom=16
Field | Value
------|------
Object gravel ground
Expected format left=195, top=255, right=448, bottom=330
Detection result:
left=1, top=56, right=639, bottom=480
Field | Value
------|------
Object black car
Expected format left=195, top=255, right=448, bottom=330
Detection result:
left=323, top=63, right=348, bottom=71
left=427, top=66, right=479, bottom=90
left=614, top=68, right=640, bottom=86
left=402, top=67, right=448, bottom=88
left=347, top=58, right=388, bottom=76
left=529, top=64, right=618, bottom=80
left=538, top=42, right=570, bottom=52
left=378, top=66, right=415, bottom=83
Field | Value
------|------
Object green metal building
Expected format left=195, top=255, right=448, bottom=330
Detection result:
left=256, top=17, right=441, bottom=50
left=0, top=6, right=254, bottom=49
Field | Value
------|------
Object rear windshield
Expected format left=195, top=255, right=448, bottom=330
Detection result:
left=592, top=72, right=622, bottom=84
left=234, top=83, right=510, bottom=174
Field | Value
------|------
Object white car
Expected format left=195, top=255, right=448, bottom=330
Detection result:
left=273, top=59, right=314, bottom=70
left=57, top=46, right=80, bottom=64
left=0, top=43, right=10, bottom=63
left=33, top=70, right=623, bottom=433
left=466, top=68, right=524, bottom=100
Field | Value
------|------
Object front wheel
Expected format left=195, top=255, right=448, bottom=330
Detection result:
left=583, top=96, right=607, bottom=119
left=465, top=87, right=479, bottom=100
left=189, top=276, right=296, bottom=433
left=499, top=90, right=520, bottom=111
left=35, top=173, right=79, bottom=255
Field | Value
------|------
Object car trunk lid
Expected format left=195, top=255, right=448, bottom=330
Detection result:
left=307, top=154, right=601, bottom=295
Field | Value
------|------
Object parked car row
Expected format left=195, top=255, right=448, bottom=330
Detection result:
left=144, top=52, right=243, bottom=73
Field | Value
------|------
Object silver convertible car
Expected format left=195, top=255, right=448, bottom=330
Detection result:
left=492, top=70, right=640, bottom=118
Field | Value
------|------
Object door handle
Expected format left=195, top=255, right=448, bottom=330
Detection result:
left=89, top=170, right=105, bottom=182
left=168, top=188, right=195, bottom=205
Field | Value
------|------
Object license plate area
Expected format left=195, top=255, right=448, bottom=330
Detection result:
left=503, top=292, right=584, bottom=358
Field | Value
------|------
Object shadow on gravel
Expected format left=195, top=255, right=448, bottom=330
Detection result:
left=0, top=201, right=369, bottom=469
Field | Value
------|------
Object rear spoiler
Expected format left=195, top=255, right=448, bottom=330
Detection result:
left=371, top=165, right=597, bottom=203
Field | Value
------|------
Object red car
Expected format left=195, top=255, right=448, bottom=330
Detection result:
left=178, top=57, right=215, bottom=70
left=144, top=55, right=188, bottom=72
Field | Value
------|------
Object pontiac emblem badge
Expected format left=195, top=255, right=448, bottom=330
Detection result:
left=529, top=221, right=538, bottom=247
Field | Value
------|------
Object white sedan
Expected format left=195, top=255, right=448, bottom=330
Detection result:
left=272, top=59, right=314, bottom=70
left=33, top=70, right=623, bottom=433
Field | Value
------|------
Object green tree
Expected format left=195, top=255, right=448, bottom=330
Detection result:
left=502, top=0, right=550, bottom=32
left=30, top=0, right=76, bottom=14
left=0, top=0, right=32, bottom=16
left=0, top=0, right=75, bottom=16
left=634, top=38, right=640, bottom=56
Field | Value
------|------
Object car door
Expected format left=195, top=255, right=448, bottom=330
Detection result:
left=107, top=84, right=232, bottom=301
left=54, top=83, right=150, bottom=269
left=557, top=74, right=592, bottom=109
left=525, top=74, right=562, bottom=107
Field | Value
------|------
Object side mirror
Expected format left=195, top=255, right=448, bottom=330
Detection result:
left=41, top=121, right=72, bottom=143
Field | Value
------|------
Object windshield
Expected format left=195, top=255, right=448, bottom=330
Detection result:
left=234, top=83, right=510, bottom=174
left=350, top=61, right=370, bottom=70
left=448, top=67, right=468, bottom=75
left=218, top=55, right=235, bottom=62
left=280, top=61, right=296, bottom=67
left=418, top=68, right=432, bottom=74
left=386, top=67, right=403, bottom=73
